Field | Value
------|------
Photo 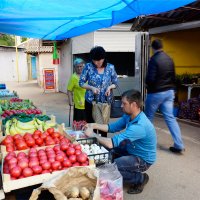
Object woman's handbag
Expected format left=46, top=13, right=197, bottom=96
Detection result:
left=92, top=98, right=111, bottom=124
left=92, top=102, right=110, bottom=124
left=110, top=85, right=124, bottom=118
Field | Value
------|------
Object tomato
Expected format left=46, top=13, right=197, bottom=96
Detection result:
left=47, top=152, right=56, bottom=158
left=45, top=147, right=53, bottom=152
left=77, top=153, right=88, bottom=163
left=48, top=157, right=55, bottom=163
left=34, top=130, right=42, bottom=136
left=45, top=137, right=55, bottom=145
left=17, top=152, right=27, bottom=160
left=75, top=144, right=81, bottom=150
left=18, top=157, right=29, bottom=163
left=33, top=134, right=40, bottom=140
left=72, top=162, right=80, bottom=167
left=47, top=128, right=54, bottom=135
left=23, top=133, right=32, bottom=140
left=26, top=138, right=35, bottom=147
left=40, top=132, right=48, bottom=140
left=22, top=167, right=33, bottom=177
left=32, top=165, right=42, bottom=175
left=51, top=161, right=62, bottom=170
left=75, top=150, right=82, bottom=156
left=41, top=162, right=51, bottom=170
left=6, top=145, right=15, bottom=152
left=35, top=138, right=43, bottom=146
left=29, top=148, right=37, bottom=154
left=16, top=141, right=28, bottom=150
left=3, top=167, right=9, bottom=174
left=53, top=145, right=61, bottom=152
left=69, top=155, right=77, bottom=163
left=60, top=143, right=69, bottom=151
left=81, top=162, right=89, bottom=166
left=39, top=155, right=48, bottom=161
left=62, top=159, right=72, bottom=168
left=66, top=147, right=75, bottom=156
left=10, top=166, right=22, bottom=178
left=7, top=152, right=16, bottom=158
left=13, top=134, right=23, bottom=141
left=41, top=170, right=50, bottom=174
left=5, top=154, right=15, bottom=162
left=29, top=160, right=39, bottom=168
left=29, top=152, right=38, bottom=158
left=39, top=159, right=47, bottom=165
left=2, top=135, right=13, bottom=145
left=9, top=163, right=17, bottom=170
left=53, top=137, right=60, bottom=144
left=18, top=160, right=28, bottom=169
left=55, top=154, right=64, bottom=163
left=8, top=157, right=18, bottom=165
left=51, top=132, right=60, bottom=138
left=38, top=149, right=46, bottom=156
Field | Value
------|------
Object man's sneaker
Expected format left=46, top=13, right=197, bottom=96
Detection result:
left=169, top=147, right=185, bottom=154
left=127, top=173, right=149, bottom=194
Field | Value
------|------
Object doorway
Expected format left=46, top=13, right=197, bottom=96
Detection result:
left=31, top=56, right=37, bottom=79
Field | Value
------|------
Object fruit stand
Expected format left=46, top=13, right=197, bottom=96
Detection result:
left=0, top=85, right=122, bottom=200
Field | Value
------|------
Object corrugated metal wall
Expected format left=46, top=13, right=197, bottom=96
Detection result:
left=94, top=31, right=136, bottom=52
left=72, top=33, right=94, bottom=54
left=72, top=31, right=135, bottom=54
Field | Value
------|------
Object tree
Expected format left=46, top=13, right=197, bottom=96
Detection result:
left=0, top=34, right=15, bottom=46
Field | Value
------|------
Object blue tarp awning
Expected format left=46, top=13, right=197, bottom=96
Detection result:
left=0, top=0, right=195, bottom=40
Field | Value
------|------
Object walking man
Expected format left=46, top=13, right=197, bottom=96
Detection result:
left=145, top=39, right=185, bottom=153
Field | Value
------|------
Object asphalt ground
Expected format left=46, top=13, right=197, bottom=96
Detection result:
left=4, top=81, right=200, bottom=200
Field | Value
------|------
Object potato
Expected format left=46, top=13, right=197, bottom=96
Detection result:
left=68, top=186, right=79, bottom=198
left=80, top=187, right=90, bottom=200
left=68, top=198, right=83, bottom=200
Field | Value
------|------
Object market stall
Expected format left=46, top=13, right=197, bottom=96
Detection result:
left=0, top=84, right=123, bottom=200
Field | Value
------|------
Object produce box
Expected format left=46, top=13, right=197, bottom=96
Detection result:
left=65, top=129, right=88, bottom=140
left=77, top=137, right=111, bottom=166
left=1, top=143, right=93, bottom=193
left=2, top=114, right=57, bottom=136
left=0, top=123, right=75, bottom=153
left=29, top=166, right=99, bottom=200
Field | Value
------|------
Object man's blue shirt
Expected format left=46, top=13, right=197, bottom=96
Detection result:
left=109, top=112, right=157, bottom=164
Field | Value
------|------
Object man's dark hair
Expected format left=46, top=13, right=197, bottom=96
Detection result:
left=122, top=89, right=143, bottom=109
left=151, top=39, right=163, bottom=50
left=90, top=46, right=107, bottom=67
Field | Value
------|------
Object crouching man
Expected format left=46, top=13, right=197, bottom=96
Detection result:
left=84, top=89, right=157, bottom=194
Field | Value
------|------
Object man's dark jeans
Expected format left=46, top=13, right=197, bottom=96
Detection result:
left=110, top=147, right=151, bottom=185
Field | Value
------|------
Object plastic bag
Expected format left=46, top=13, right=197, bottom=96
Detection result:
left=98, top=163, right=123, bottom=200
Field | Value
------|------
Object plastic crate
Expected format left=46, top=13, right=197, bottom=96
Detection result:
left=0, top=84, right=6, bottom=90
left=77, top=137, right=112, bottom=166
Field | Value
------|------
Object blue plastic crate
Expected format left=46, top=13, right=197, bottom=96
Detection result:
left=0, top=84, right=6, bottom=90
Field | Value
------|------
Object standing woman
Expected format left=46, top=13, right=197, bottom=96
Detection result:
left=79, top=46, right=118, bottom=137
left=67, top=58, right=86, bottom=121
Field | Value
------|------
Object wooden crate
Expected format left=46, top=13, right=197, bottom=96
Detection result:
left=0, top=123, right=75, bottom=154
left=1, top=146, right=94, bottom=193
left=1, top=114, right=57, bottom=136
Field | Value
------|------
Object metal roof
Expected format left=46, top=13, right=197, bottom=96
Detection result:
left=18, top=39, right=53, bottom=53
left=130, top=0, right=200, bottom=31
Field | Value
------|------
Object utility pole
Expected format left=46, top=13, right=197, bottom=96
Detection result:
left=15, top=36, right=21, bottom=82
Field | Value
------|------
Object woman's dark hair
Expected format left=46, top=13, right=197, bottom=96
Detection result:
left=90, top=46, right=107, bottom=67
left=122, top=89, right=143, bottom=109
left=151, top=39, right=163, bottom=50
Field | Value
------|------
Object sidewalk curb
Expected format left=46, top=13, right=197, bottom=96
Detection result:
left=155, top=113, right=200, bottom=128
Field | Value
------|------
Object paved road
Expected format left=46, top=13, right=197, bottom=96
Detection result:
left=5, top=81, right=200, bottom=200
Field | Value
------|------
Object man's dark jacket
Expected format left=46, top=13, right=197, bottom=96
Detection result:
left=146, top=50, right=176, bottom=94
